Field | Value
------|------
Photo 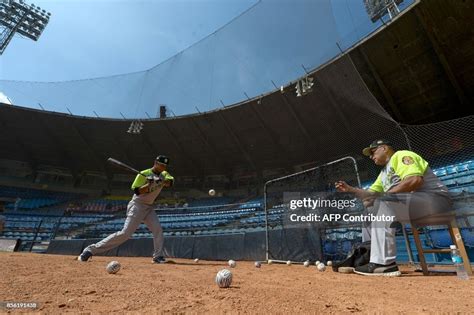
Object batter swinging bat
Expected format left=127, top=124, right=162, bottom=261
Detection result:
left=107, top=158, right=147, bottom=177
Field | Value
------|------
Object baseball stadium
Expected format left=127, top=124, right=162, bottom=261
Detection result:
left=1, top=0, right=474, bottom=313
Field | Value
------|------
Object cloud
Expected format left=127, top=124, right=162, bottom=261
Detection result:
left=0, top=91, right=12, bottom=104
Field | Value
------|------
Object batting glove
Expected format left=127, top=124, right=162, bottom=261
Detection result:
left=160, top=171, right=174, bottom=187
left=147, top=175, right=162, bottom=184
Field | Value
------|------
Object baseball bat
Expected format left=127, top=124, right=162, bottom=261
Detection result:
left=107, top=158, right=147, bottom=177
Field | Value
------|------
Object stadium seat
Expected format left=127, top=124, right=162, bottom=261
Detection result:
left=461, top=228, right=474, bottom=248
left=446, top=165, right=458, bottom=175
left=427, top=229, right=452, bottom=248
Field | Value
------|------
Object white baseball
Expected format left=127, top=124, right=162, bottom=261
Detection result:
left=317, top=263, right=326, bottom=272
left=315, top=260, right=321, bottom=266
left=209, top=189, right=216, bottom=196
left=106, top=261, right=121, bottom=274
left=194, top=258, right=199, bottom=263
left=286, top=260, right=292, bottom=266
left=304, top=261, right=310, bottom=267
left=267, top=259, right=273, bottom=265
left=327, top=260, right=333, bottom=266
left=215, top=269, right=233, bottom=288
left=228, top=259, right=236, bottom=268
left=255, top=261, right=261, bottom=268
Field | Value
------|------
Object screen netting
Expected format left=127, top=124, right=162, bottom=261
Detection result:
left=402, top=115, right=474, bottom=229
left=403, top=116, right=474, bottom=170
left=264, top=157, right=363, bottom=263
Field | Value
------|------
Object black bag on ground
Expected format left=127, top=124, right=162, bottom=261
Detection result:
left=332, top=241, right=371, bottom=272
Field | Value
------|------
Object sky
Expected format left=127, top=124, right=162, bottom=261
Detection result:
left=0, top=0, right=415, bottom=117
left=0, top=0, right=258, bottom=81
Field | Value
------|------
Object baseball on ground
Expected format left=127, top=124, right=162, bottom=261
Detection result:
left=106, top=261, right=121, bottom=274
left=215, top=269, right=232, bottom=288
left=317, top=263, right=326, bottom=272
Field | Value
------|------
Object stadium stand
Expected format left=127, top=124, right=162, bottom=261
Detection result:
left=0, top=185, right=82, bottom=210
left=433, top=160, right=474, bottom=193
left=79, top=198, right=128, bottom=213
left=186, top=196, right=234, bottom=208
left=2, top=157, right=472, bottom=260
left=155, top=197, right=186, bottom=207
left=1, top=157, right=473, bottom=261
left=1, top=211, right=114, bottom=251
left=75, top=203, right=264, bottom=239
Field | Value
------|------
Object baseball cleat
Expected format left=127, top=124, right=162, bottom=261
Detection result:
left=354, top=262, right=401, bottom=277
left=78, top=250, right=92, bottom=262
left=152, top=256, right=167, bottom=264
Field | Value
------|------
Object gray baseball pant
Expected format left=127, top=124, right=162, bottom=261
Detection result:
left=362, top=192, right=452, bottom=265
left=85, top=200, right=164, bottom=260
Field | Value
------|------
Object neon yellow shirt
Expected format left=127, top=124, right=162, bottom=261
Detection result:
left=131, top=170, right=174, bottom=189
left=130, top=169, right=174, bottom=205
left=369, top=150, right=430, bottom=193
left=131, top=169, right=155, bottom=189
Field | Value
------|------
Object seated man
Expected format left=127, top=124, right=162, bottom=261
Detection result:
left=335, top=139, right=452, bottom=277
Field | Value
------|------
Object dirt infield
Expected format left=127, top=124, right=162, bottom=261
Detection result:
left=1, top=253, right=473, bottom=314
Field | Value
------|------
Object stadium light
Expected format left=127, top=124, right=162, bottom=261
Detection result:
left=364, top=0, right=403, bottom=23
left=295, top=81, right=302, bottom=97
left=127, top=121, right=144, bottom=134
left=386, top=1, right=401, bottom=20
left=295, top=76, right=314, bottom=97
left=0, top=0, right=51, bottom=55
left=302, top=77, right=314, bottom=94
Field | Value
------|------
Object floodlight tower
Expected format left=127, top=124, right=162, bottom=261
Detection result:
left=0, top=0, right=51, bottom=55
left=364, top=0, right=403, bottom=23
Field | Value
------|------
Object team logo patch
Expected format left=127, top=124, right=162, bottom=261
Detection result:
left=402, top=156, right=414, bottom=165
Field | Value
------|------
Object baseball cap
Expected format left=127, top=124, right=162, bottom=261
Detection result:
left=156, top=155, right=170, bottom=165
left=362, top=139, right=392, bottom=156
